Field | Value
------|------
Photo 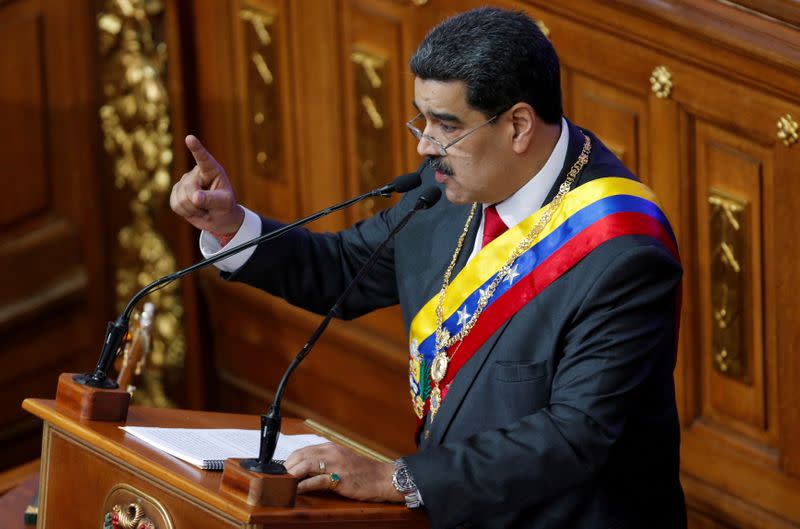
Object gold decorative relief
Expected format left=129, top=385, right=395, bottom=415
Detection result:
left=351, top=50, right=386, bottom=89
left=103, top=484, right=173, bottom=529
left=777, top=114, right=798, bottom=146
left=97, top=0, right=185, bottom=407
left=708, top=189, right=749, bottom=383
left=361, top=96, right=384, bottom=129
left=251, top=52, right=274, bottom=85
left=410, top=0, right=429, bottom=6
left=240, top=7, right=282, bottom=180
left=351, top=46, right=392, bottom=216
left=650, top=65, right=673, bottom=99
left=240, top=8, right=274, bottom=45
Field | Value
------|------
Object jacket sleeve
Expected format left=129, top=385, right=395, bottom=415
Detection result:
left=402, top=243, right=682, bottom=529
left=223, top=188, right=416, bottom=320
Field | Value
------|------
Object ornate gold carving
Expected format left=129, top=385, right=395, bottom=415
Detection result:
left=240, top=7, right=282, bottom=180
left=103, top=484, right=173, bottom=529
left=240, top=8, right=274, bottom=45
left=361, top=96, right=384, bottom=129
left=708, top=189, right=749, bottom=383
left=410, top=0, right=429, bottom=6
left=351, top=50, right=386, bottom=89
left=98, top=0, right=185, bottom=407
left=650, top=65, right=673, bottom=99
left=251, top=52, right=274, bottom=85
left=351, top=46, right=391, bottom=216
left=777, top=114, right=798, bottom=146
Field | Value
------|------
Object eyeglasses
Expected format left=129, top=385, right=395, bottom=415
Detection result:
left=405, top=112, right=499, bottom=157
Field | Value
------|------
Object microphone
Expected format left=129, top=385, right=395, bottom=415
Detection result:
left=74, top=172, right=423, bottom=389
left=240, top=185, right=442, bottom=474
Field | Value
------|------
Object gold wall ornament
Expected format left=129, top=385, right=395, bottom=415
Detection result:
left=240, top=8, right=275, bottom=46
left=361, top=95, right=384, bottom=129
left=251, top=52, right=274, bottom=85
left=777, top=113, right=798, bottom=146
left=351, top=46, right=391, bottom=216
left=97, top=0, right=185, bottom=407
left=240, top=7, right=282, bottom=180
left=351, top=50, right=386, bottom=89
left=650, top=65, right=673, bottom=99
left=708, top=189, right=750, bottom=383
left=410, top=0, right=429, bottom=6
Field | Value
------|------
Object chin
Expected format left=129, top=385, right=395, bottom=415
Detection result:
left=444, top=187, right=469, bottom=205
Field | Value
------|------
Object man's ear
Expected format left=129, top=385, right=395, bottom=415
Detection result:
left=509, top=104, right=536, bottom=154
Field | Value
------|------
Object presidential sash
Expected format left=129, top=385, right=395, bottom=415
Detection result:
left=407, top=177, right=679, bottom=420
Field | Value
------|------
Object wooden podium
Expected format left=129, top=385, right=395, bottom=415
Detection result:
left=22, top=398, right=428, bottom=528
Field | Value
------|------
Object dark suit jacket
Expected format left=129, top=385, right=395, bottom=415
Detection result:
left=227, top=121, right=687, bottom=529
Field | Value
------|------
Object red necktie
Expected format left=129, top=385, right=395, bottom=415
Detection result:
left=481, top=205, right=508, bottom=248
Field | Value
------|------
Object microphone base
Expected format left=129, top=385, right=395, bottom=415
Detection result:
left=239, top=458, right=288, bottom=474
left=55, top=373, right=130, bottom=422
left=72, top=372, right=119, bottom=389
left=221, top=458, right=298, bottom=507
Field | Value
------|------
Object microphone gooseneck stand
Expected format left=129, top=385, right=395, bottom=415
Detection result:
left=73, top=172, right=422, bottom=390
left=240, top=186, right=442, bottom=474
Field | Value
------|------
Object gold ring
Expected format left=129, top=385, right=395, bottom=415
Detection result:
left=318, top=459, right=326, bottom=473
left=328, top=473, right=340, bottom=490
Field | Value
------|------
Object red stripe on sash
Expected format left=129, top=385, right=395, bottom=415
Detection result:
left=440, top=211, right=678, bottom=397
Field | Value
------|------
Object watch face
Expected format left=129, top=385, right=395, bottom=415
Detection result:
left=394, top=467, right=416, bottom=492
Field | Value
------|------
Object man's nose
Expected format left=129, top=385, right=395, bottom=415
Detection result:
left=416, top=134, right=442, bottom=158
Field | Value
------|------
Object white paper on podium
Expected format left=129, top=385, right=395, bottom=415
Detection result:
left=120, top=426, right=329, bottom=470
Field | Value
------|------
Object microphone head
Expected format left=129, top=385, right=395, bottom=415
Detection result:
left=414, top=186, right=442, bottom=210
left=389, top=172, right=422, bottom=193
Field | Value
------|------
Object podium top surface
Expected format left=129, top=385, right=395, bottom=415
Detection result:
left=23, top=398, right=427, bottom=526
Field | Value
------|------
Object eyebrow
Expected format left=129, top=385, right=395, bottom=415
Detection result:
left=412, top=101, right=464, bottom=125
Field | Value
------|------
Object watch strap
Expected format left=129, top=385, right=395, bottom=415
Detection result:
left=392, top=459, right=423, bottom=508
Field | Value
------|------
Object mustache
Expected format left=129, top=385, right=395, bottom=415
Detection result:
left=427, top=156, right=454, bottom=176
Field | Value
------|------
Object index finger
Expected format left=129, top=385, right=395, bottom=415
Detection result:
left=185, top=135, right=220, bottom=181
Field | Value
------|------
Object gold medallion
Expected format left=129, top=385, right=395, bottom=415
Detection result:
left=430, top=385, right=442, bottom=416
left=430, top=352, right=449, bottom=382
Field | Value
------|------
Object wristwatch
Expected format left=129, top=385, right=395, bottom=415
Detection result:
left=392, top=459, right=423, bottom=509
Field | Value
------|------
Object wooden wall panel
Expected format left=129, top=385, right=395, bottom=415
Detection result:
left=0, top=9, right=47, bottom=226
left=567, top=72, right=649, bottom=181
left=0, top=0, right=108, bottom=471
left=342, top=0, right=407, bottom=221
left=1, top=0, right=202, bottom=470
left=232, top=0, right=299, bottom=222
left=694, top=123, right=772, bottom=443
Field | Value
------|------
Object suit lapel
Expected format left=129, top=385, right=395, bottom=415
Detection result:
left=424, top=120, right=588, bottom=446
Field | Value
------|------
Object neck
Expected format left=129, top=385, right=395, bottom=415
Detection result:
left=496, top=119, right=563, bottom=204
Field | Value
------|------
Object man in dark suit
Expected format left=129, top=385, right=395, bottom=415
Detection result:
left=170, top=7, right=686, bottom=528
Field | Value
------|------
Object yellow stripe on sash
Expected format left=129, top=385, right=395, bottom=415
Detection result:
left=409, top=177, right=661, bottom=345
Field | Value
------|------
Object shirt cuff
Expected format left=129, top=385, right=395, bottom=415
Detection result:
left=199, top=206, right=261, bottom=273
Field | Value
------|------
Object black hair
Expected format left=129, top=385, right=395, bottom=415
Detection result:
left=410, top=7, right=562, bottom=124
